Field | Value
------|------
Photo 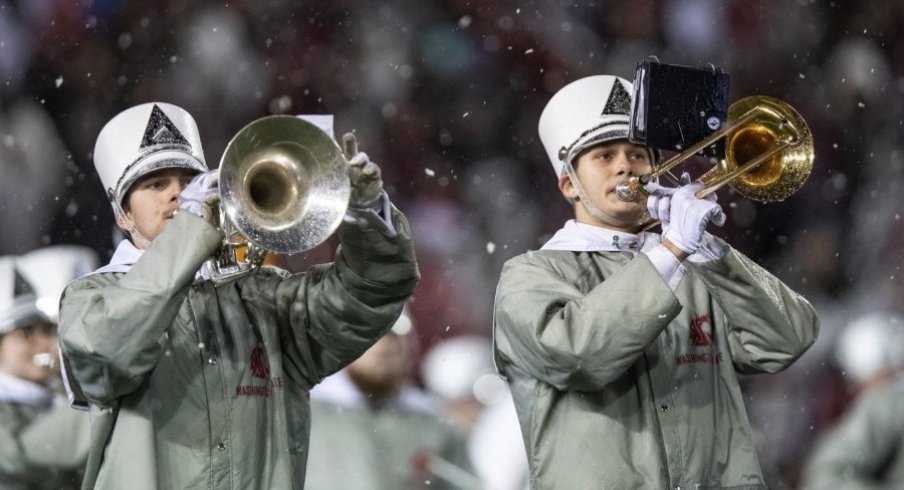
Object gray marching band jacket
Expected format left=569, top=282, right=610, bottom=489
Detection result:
left=305, top=371, right=474, bottom=490
left=58, top=207, right=418, bottom=490
left=802, top=378, right=904, bottom=489
left=0, top=389, right=89, bottom=490
left=494, top=230, right=819, bottom=490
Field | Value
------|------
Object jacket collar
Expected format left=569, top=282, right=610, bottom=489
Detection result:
left=541, top=219, right=660, bottom=253
left=93, top=239, right=143, bottom=274
left=0, top=372, right=53, bottom=406
left=92, top=238, right=210, bottom=281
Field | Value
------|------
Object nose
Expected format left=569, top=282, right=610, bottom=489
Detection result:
left=169, top=178, right=186, bottom=201
left=39, top=336, right=58, bottom=352
left=613, top=152, right=635, bottom=177
left=31, top=331, right=58, bottom=352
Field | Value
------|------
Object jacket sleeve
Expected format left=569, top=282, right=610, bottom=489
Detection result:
left=58, top=213, right=223, bottom=406
left=494, top=252, right=681, bottom=392
left=263, top=205, right=419, bottom=386
left=0, top=400, right=91, bottom=478
left=801, top=387, right=904, bottom=489
left=690, top=238, right=820, bottom=374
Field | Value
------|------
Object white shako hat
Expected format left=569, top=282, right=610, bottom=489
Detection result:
left=0, top=256, right=52, bottom=335
left=93, top=102, right=208, bottom=211
left=15, top=246, right=99, bottom=323
left=538, top=75, right=635, bottom=177
left=835, top=311, right=904, bottom=383
left=421, top=335, right=503, bottom=404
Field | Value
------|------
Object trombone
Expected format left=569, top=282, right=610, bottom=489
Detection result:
left=616, top=96, right=814, bottom=212
left=203, top=116, right=350, bottom=283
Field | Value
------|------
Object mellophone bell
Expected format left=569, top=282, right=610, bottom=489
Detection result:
left=617, top=59, right=814, bottom=224
left=203, top=116, right=352, bottom=282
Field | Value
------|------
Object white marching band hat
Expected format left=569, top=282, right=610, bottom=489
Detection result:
left=538, top=75, right=636, bottom=177
left=421, top=335, right=506, bottom=405
left=16, top=245, right=99, bottom=323
left=0, top=256, right=51, bottom=335
left=835, top=311, right=904, bottom=383
left=94, top=102, right=208, bottom=212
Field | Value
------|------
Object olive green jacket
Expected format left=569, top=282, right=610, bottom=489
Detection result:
left=58, top=207, right=418, bottom=490
left=494, top=234, right=818, bottom=490
left=802, top=378, right=904, bottom=489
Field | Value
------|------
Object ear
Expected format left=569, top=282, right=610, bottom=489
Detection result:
left=114, top=208, right=132, bottom=233
left=557, top=171, right=578, bottom=201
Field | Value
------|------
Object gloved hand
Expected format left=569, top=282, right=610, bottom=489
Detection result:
left=645, top=181, right=679, bottom=230
left=661, top=180, right=726, bottom=255
left=343, top=133, right=384, bottom=210
left=646, top=173, right=721, bottom=230
left=178, top=169, right=220, bottom=224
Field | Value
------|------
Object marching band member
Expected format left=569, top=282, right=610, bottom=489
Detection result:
left=0, top=247, right=96, bottom=490
left=492, top=75, right=819, bottom=489
left=57, top=103, right=418, bottom=489
left=306, top=309, right=476, bottom=490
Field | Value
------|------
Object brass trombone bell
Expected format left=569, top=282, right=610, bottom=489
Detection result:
left=616, top=95, right=814, bottom=205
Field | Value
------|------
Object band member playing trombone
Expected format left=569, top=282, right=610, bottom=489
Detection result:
left=57, top=103, right=419, bottom=490
left=492, top=75, right=819, bottom=489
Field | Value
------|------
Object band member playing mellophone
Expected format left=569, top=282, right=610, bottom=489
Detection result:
left=57, top=103, right=418, bottom=490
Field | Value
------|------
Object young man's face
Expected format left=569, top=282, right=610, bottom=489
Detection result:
left=558, top=140, right=653, bottom=231
left=0, top=322, right=58, bottom=385
left=118, top=168, right=198, bottom=247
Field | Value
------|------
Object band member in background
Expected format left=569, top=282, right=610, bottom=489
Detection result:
left=0, top=247, right=97, bottom=490
left=801, top=311, right=904, bottom=488
left=306, top=309, right=477, bottom=490
left=492, top=75, right=819, bottom=489
left=57, top=103, right=418, bottom=490
left=420, top=335, right=528, bottom=490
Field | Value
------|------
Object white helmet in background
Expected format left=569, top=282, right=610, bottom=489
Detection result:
left=15, top=246, right=99, bottom=323
left=835, top=311, right=904, bottom=383
left=0, top=256, right=51, bottom=335
left=421, top=335, right=506, bottom=405
left=94, top=102, right=208, bottom=215
left=538, top=75, right=636, bottom=177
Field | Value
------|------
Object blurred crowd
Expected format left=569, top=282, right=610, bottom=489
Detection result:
left=1, top=0, right=904, bottom=488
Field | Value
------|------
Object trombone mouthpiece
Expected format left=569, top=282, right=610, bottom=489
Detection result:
left=616, top=178, right=644, bottom=202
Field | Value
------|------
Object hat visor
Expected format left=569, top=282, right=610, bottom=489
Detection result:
left=566, top=123, right=630, bottom=165
left=566, top=123, right=660, bottom=169
left=115, top=151, right=208, bottom=206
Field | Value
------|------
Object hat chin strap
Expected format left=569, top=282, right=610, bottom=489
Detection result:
left=563, top=160, right=646, bottom=230
left=112, top=201, right=152, bottom=250
left=128, top=227, right=152, bottom=250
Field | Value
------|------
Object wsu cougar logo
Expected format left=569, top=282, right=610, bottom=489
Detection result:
left=250, top=347, right=271, bottom=379
left=235, top=346, right=283, bottom=397
left=689, top=314, right=712, bottom=347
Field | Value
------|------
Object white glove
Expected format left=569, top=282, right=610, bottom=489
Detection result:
left=178, top=169, right=220, bottom=221
left=661, top=180, right=726, bottom=254
left=645, top=173, right=694, bottom=230
left=647, top=173, right=725, bottom=229
left=342, top=133, right=384, bottom=210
